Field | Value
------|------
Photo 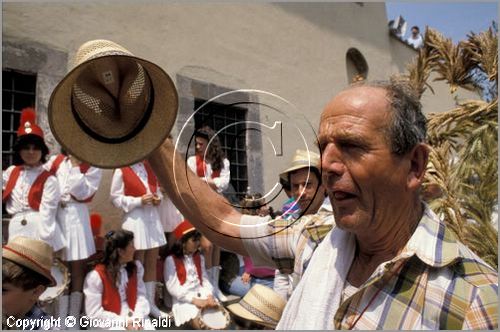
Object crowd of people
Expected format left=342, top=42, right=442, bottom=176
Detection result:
left=2, top=38, right=498, bottom=331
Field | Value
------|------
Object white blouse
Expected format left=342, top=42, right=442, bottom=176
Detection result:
left=165, top=254, right=214, bottom=303
left=84, top=260, right=150, bottom=321
left=2, top=164, right=60, bottom=240
left=44, top=155, right=102, bottom=204
left=186, top=156, right=230, bottom=193
left=110, top=162, right=163, bottom=213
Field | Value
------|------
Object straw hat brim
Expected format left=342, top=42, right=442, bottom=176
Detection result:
left=3, top=248, right=56, bottom=287
left=48, top=55, right=178, bottom=169
left=227, top=303, right=277, bottom=329
left=279, top=163, right=320, bottom=183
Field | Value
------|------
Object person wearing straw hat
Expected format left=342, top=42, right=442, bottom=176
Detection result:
left=2, top=108, right=66, bottom=253
left=45, top=150, right=103, bottom=325
left=50, top=41, right=497, bottom=330
left=164, top=220, right=217, bottom=328
left=271, top=149, right=333, bottom=300
left=2, top=236, right=57, bottom=329
left=227, top=284, right=286, bottom=330
left=110, top=160, right=167, bottom=320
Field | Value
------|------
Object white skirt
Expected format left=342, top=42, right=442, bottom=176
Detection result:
left=9, top=211, right=66, bottom=252
left=57, top=202, right=96, bottom=261
left=122, top=205, right=166, bottom=250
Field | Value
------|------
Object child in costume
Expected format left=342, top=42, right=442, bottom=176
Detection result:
left=2, top=108, right=65, bottom=252
left=164, top=220, right=217, bottom=327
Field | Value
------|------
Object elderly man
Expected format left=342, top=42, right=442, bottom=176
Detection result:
left=149, top=79, right=497, bottom=329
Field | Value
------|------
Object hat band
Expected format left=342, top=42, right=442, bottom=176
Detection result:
left=70, top=75, right=155, bottom=144
left=239, top=299, right=276, bottom=324
left=3, top=245, right=51, bottom=277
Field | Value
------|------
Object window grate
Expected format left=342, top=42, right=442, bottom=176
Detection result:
left=2, top=69, right=37, bottom=169
left=193, top=99, right=248, bottom=201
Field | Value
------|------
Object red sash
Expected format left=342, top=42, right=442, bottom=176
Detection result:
left=49, top=154, right=94, bottom=203
left=195, top=155, right=221, bottom=178
left=2, top=166, right=52, bottom=211
left=94, top=264, right=137, bottom=315
left=121, top=161, right=158, bottom=197
left=172, top=252, right=203, bottom=285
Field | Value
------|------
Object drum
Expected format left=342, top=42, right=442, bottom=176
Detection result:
left=38, top=259, right=70, bottom=304
left=193, top=305, right=231, bottom=330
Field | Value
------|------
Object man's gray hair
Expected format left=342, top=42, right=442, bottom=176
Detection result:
left=352, top=78, right=427, bottom=155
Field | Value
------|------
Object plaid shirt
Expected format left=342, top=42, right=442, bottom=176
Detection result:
left=242, top=205, right=498, bottom=330
left=241, top=199, right=334, bottom=281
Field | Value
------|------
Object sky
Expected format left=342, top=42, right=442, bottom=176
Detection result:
left=386, top=2, right=498, bottom=43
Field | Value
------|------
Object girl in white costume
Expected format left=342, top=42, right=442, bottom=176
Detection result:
left=164, top=220, right=217, bottom=327
left=45, top=151, right=102, bottom=325
left=2, top=108, right=65, bottom=252
left=110, top=160, right=167, bottom=319
left=186, top=126, right=230, bottom=300
left=84, top=229, right=154, bottom=330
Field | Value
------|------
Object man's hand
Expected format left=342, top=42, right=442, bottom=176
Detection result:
left=241, top=272, right=251, bottom=284
left=141, top=194, right=154, bottom=205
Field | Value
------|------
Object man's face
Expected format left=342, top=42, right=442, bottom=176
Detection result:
left=2, top=282, right=44, bottom=318
left=412, top=28, right=419, bottom=36
left=290, top=168, right=324, bottom=214
left=195, top=136, right=208, bottom=156
left=318, top=86, right=411, bottom=235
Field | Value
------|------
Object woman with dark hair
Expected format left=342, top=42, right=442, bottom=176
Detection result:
left=2, top=108, right=65, bottom=252
left=186, top=125, right=230, bottom=300
left=84, top=229, right=153, bottom=330
left=164, top=220, right=217, bottom=327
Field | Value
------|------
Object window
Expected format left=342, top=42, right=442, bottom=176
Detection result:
left=193, top=99, right=248, bottom=199
left=2, top=69, right=37, bottom=169
left=345, top=48, right=369, bottom=84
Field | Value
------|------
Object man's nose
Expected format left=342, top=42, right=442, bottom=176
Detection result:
left=321, top=144, right=345, bottom=177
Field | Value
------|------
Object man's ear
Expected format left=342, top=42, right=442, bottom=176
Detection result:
left=407, top=143, right=429, bottom=191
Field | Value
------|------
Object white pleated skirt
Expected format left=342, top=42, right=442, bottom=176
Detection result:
left=9, top=211, right=66, bottom=252
left=57, top=202, right=96, bottom=261
left=122, top=205, right=166, bottom=250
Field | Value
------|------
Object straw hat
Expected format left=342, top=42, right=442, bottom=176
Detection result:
left=279, top=149, right=321, bottom=183
left=48, top=39, right=178, bottom=168
left=2, top=236, right=56, bottom=286
left=227, top=284, right=286, bottom=328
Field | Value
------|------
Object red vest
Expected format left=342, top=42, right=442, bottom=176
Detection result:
left=2, top=166, right=52, bottom=211
left=121, top=162, right=158, bottom=197
left=195, top=155, right=221, bottom=178
left=49, top=154, right=94, bottom=203
left=172, top=252, right=203, bottom=285
left=94, top=264, right=137, bottom=315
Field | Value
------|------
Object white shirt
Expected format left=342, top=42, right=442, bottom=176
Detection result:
left=84, top=260, right=150, bottom=321
left=44, top=155, right=102, bottom=204
left=2, top=164, right=60, bottom=241
left=407, top=34, right=423, bottom=48
left=186, top=156, right=230, bottom=193
left=110, top=162, right=163, bottom=213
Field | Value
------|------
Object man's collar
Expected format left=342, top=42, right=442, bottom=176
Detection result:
left=401, top=204, right=461, bottom=268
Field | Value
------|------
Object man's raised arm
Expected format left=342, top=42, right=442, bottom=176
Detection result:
left=148, top=137, right=248, bottom=255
